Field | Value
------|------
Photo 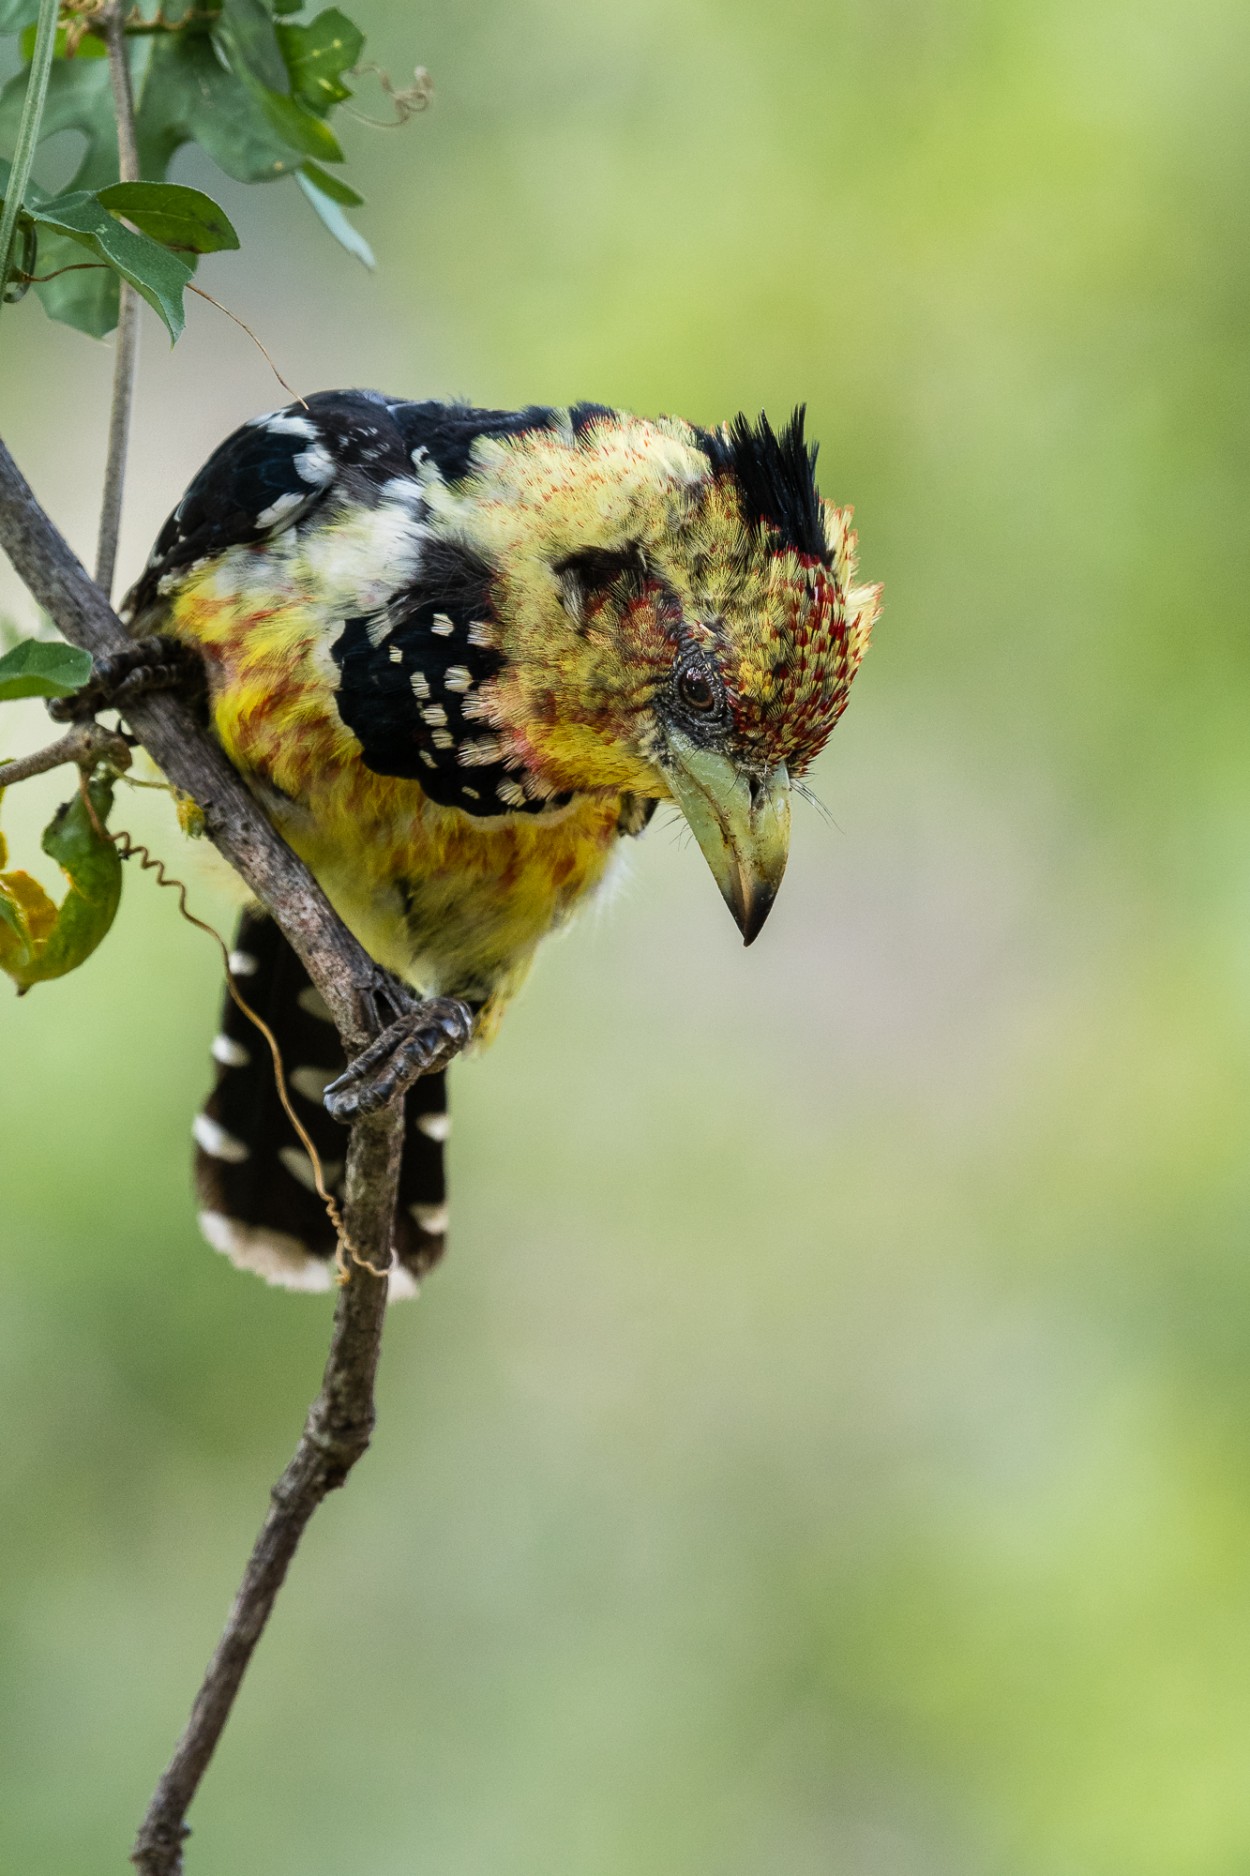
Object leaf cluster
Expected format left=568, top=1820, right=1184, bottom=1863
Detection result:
left=0, top=0, right=378, bottom=340
left=1, top=155, right=238, bottom=336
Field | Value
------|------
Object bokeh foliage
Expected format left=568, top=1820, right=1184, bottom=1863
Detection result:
left=2, top=0, right=1250, bottom=1871
left=0, top=0, right=377, bottom=337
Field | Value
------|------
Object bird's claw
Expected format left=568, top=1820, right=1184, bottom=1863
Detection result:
left=48, top=633, right=205, bottom=723
left=323, top=994, right=474, bottom=1122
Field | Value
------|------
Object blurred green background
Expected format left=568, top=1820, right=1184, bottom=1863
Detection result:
left=4, top=0, right=1250, bottom=1869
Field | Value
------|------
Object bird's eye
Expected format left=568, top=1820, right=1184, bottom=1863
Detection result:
left=677, top=665, right=718, bottom=713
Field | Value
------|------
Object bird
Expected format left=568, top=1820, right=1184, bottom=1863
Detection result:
left=97, top=393, right=878, bottom=1297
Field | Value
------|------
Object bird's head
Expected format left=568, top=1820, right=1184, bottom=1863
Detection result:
left=442, top=405, right=880, bottom=943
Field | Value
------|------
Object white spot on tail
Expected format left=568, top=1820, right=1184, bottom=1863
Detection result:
left=279, top=1146, right=318, bottom=1191
left=193, top=1114, right=250, bottom=1163
left=297, top=985, right=333, bottom=1022
left=278, top=1145, right=342, bottom=1192
left=199, top=1211, right=333, bottom=1291
left=211, top=1033, right=251, bottom=1068
left=198, top=1212, right=417, bottom=1302
left=290, top=1064, right=333, bottom=1103
left=430, top=614, right=455, bottom=636
left=416, top=1111, right=451, bottom=1142
left=387, top=1264, right=420, bottom=1302
left=228, top=949, right=259, bottom=977
left=410, top=1202, right=449, bottom=1235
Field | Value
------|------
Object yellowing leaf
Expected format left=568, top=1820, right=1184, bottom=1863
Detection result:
left=0, top=771, right=122, bottom=992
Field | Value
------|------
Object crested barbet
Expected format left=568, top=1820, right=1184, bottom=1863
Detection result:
left=115, top=393, right=879, bottom=1296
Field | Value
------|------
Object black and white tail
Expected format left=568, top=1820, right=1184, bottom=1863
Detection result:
left=194, top=910, right=448, bottom=1300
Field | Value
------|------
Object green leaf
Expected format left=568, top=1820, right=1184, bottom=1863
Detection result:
left=136, top=32, right=308, bottom=186
left=0, top=0, right=40, bottom=33
left=18, top=21, right=107, bottom=58
left=0, top=59, right=125, bottom=331
left=210, top=0, right=347, bottom=164
left=299, top=158, right=363, bottom=208
left=217, top=0, right=290, bottom=93
left=0, top=637, right=93, bottom=701
left=30, top=189, right=193, bottom=338
left=256, top=86, right=345, bottom=162
left=0, top=56, right=118, bottom=195
left=97, top=182, right=240, bottom=254
left=30, top=226, right=119, bottom=335
left=277, top=9, right=363, bottom=117
left=296, top=165, right=372, bottom=266
left=0, top=770, right=122, bottom=990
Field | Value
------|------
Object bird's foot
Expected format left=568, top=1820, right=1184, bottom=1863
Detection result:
left=324, top=986, right=474, bottom=1123
left=48, top=634, right=205, bottom=723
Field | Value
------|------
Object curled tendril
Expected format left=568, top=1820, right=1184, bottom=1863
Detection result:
left=344, top=61, right=432, bottom=127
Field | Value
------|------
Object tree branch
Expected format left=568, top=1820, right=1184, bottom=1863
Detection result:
left=0, top=434, right=432, bottom=1867
left=130, top=1101, right=404, bottom=1876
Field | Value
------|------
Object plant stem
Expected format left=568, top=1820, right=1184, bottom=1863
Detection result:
left=0, top=0, right=60, bottom=307
left=96, top=1, right=142, bottom=599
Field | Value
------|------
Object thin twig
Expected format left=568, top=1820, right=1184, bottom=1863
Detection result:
left=130, top=1103, right=402, bottom=1876
left=0, top=719, right=131, bottom=789
left=95, top=1, right=142, bottom=598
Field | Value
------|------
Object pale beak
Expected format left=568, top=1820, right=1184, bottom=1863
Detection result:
left=660, top=731, right=790, bottom=945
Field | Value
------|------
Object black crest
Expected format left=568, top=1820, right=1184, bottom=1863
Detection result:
left=699, top=406, right=828, bottom=564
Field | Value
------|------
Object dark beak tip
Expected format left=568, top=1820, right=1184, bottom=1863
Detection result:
left=734, top=885, right=778, bottom=947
